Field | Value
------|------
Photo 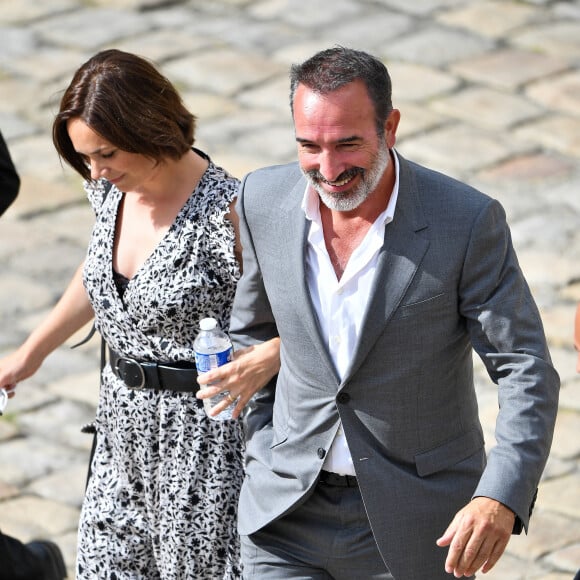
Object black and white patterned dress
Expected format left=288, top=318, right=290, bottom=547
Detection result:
left=77, top=153, right=244, bottom=579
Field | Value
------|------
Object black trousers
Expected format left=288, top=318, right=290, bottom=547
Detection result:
left=0, top=530, right=44, bottom=580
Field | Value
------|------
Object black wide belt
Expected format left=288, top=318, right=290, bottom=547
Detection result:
left=109, top=348, right=198, bottom=393
left=319, top=470, right=358, bottom=488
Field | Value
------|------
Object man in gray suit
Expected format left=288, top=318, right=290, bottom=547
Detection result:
left=228, top=47, right=560, bottom=579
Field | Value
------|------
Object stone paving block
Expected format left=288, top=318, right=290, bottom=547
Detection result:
left=0, top=0, right=78, bottom=25
left=5, top=174, right=84, bottom=218
left=554, top=2, right=580, bottom=19
left=32, top=8, right=155, bottom=51
left=548, top=348, right=580, bottom=385
left=557, top=378, right=580, bottom=413
left=374, top=0, right=466, bottom=16
left=26, top=463, right=87, bottom=509
left=0, top=495, right=79, bottom=540
left=2, top=47, right=87, bottom=85
left=237, top=75, right=293, bottom=117
left=512, top=22, right=580, bottom=61
left=397, top=124, right=522, bottom=177
left=549, top=409, right=580, bottom=461
left=319, top=12, right=415, bottom=54
left=197, top=107, right=291, bottom=158
left=478, top=550, right=548, bottom=580
left=17, top=399, right=98, bottom=452
left=543, top=542, right=580, bottom=574
left=41, top=204, right=94, bottom=248
left=0, top=420, right=19, bottom=443
left=429, top=86, right=543, bottom=130
left=114, top=30, right=215, bottom=66
left=510, top=205, right=580, bottom=257
left=57, top=529, right=78, bottom=580
left=517, top=251, right=577, bottom=294
left=438, top=0, right=539, bottom=37
left=0, top=436, right=87, bottom=487
left=0, top=380, right=56, bottom=416
left=514, top=115, right=580, bottom=160
left=182, top=91, right=240, bottom=123
left=475, top=153, right=577, bottom=193
left=0, top=27, right=38, bottom=63
left=0, top=217, right=56, bottom=259
left=7, top=238, right=86, bottom=286
left=541, top=456, right=576, bottom=482
left=163, top=49, right=286, bottom=97
left=450, top=48, right=569, bottom=91
left=396, top=102, right=445, bottom=140
left=539, top=473, right=580, bottom=519
left=0, top=480, right=19, bottom=501
left=387, top=61, right=460, bottom=102
left=203, top=150, right=280, bottom=183
left=0, top=111, right=37, bottom=141
left=248, top=0, right=362, bottom=27
left=526, top=70, right=580, bottom=117
left=34, top=347, right=101, bottom=384
left=508, top=509, right=580, bottom=562
left=47, top=369, right=100, bottom=410
left=0, top=272, right=53, bottom=316
left=384, top=27, right=493, bottom=67
left=540, top=304, right=580, bottom=349
left=8, top=136, right=72, bottom=182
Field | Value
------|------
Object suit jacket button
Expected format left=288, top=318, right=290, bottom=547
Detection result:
left=337, top=392, right=350, bottom=404
left=317, top=448, right=326, bottom=459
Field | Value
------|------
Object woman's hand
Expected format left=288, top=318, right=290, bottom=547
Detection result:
left=0, top=347, right=42, bottom=399
left=196, top=337, right=280, bottom=419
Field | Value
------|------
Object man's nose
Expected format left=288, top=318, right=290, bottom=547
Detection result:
left=317, top=152, right=345, bottom=183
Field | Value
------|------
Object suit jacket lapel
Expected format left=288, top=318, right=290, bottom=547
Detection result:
left=280, top=173, right=340, bottom=382
left=344, top=154, right=430, bottom=383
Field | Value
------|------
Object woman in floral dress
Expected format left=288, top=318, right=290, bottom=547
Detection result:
left=0, top=49, right=280, bottom=579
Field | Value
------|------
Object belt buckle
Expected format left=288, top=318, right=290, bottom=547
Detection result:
left=115, top=357, right=146, bottom=390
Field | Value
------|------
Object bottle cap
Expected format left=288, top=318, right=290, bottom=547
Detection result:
left=199, top=317, right=218, bottom=331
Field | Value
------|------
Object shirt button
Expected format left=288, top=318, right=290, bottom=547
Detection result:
left=317, top=448, right=326, bottom=459
left=337, top=392, right=350, bottom=404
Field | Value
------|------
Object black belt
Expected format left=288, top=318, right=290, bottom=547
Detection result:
left=319, top=470, right=358, bottom=488
left=109, top=348, right=198, bottom=393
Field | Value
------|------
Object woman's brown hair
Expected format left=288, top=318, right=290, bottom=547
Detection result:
left=53, top=49, right=196, bottom=181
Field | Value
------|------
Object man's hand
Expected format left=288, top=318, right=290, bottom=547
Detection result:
left=436, top=496, right=515, bottom=577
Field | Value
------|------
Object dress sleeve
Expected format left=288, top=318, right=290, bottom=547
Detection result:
left=84, top=178, right=113, bottom=215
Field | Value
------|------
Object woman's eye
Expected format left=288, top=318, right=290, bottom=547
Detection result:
left=102, top=151, right=115, bottom=159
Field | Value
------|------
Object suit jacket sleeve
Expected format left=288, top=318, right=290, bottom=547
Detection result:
left=229, top=171, right=279, bottom=441
left=460, top=198, right=560, bottom=532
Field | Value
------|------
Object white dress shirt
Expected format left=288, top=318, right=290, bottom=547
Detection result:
left=302, top=152, right=400, bottom=475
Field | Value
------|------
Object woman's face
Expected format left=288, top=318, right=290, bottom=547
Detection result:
left=67, top=118, right=158, bottom=190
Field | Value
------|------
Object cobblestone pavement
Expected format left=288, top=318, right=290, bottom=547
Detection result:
left=1, top=0, right=579, bottom=578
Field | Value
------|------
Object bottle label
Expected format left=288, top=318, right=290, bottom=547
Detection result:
left=195, top=347, right=233, bottom=373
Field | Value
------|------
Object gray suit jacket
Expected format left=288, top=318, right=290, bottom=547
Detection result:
left=230, top=153, right=560, bottom=579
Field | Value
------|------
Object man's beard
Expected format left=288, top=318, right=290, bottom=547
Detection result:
left=303, top=141, right=390, bottom=212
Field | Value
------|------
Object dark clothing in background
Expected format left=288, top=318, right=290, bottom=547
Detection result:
left=0, top=130, right=20, bottom=216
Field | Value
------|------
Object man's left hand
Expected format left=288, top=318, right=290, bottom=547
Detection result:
left=436, top=496, right=515, bottom=577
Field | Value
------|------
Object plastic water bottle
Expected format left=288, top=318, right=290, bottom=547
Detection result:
left=193, top=317, right=235, bottom=421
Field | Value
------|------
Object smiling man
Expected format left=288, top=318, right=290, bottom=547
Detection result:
left=229, top=46, right=559, bottom=580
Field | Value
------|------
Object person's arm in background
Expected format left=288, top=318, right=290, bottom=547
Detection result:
left=0, top=263, right=94, bottom=396
left=575, top=303, right=580, bottom=373
left=0, top=130, right=20, bottom=216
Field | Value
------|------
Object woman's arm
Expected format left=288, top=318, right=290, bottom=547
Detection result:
left=0, top=262, right=94, bottom=394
